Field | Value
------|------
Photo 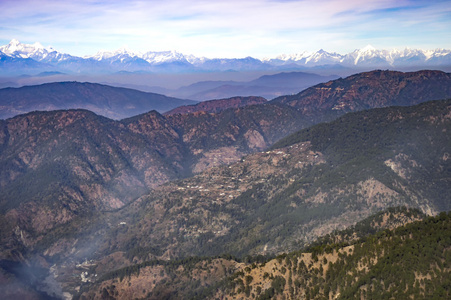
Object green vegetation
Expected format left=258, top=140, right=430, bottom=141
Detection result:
left=306, top=206, right=426, bottom=251
left=223, top=210, right=451, bottom=300
left=331, top=211, right=451, bottom=300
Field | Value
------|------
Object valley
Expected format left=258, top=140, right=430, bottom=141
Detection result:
left=0, top=69, right=450, bottom=299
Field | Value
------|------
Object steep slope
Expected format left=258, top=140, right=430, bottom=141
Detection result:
left=76, top=256, right=242, bottom=300
left=0, top=110, right=186, bottom=262
left=0, top=103, right=308, bottom=261
left=134, top=103, right=308, bottom=173
left=163, top=96, right=267, bottom=115
left=272, top=70, right=451, bottom=123
left=272, top=99, right=451, bottom=212
left=0, top=82, right=197, bottom=120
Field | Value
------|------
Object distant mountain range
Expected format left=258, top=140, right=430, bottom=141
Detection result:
left=265, top=45, right=451, bottom=68
left=1, top=39, right=450, bottom=75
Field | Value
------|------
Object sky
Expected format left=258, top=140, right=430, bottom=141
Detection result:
left=1, top=0, right=450, bottom=58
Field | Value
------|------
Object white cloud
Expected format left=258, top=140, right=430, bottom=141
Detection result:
left=0, top=0, right=449, bottom=57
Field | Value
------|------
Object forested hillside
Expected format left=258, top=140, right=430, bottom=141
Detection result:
left=74, top=208, right=449, bottom=300
left=219, top=210, right=451, bottom=300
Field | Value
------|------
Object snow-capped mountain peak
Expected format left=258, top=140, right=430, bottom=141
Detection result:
left=7, top=38, right=22, bottom=49
left=87, top=46, right=139, bottom=61
left=359, top=44, right=377, bottom=52
left=85, top=47, right=197, bottom=65
left=0, top=39, right=60, bottom=61
left=264, top=51, right=313, bottom=62
left=1, top=39, right=45, bottom=57
left=260, top=46, right=451, bottom=68
left=306, top=49, right=342, bottom=64
left=141, top=50, right=188, bottom=64
left=350, top=45, right=381, bottom=65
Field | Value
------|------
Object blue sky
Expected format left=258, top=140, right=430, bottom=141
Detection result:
left=1, top=0, right=450, bottom=58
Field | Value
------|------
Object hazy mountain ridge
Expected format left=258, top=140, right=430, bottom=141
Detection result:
left=163, top=72, right=339, bottom=101
left=0, top=81, right=197, bottom=120
left=2, top=70, right=450, bottom=122
left=1, top=39, right=450, bottom=75
left=0, top=72, right=338, bottom=119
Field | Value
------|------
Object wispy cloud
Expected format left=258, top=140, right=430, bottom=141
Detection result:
left=0, top=0, right=449, bottom=57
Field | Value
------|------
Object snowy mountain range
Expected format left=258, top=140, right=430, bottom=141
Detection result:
left=265, top=45, right=451, bottom=67
left=1, top=39, right=450, bottom=75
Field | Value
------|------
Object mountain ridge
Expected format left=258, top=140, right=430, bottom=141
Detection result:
left=0, top=81, right=197, bottom=120
left=1, top=39, right=450, bottom=75
left=164, top=96, right=267, bottom=115
left=167, top=72, right=340, bottom=100
left=97, top=71, right=340, bottom=101
left=271, top=69, right=451, bottom=123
